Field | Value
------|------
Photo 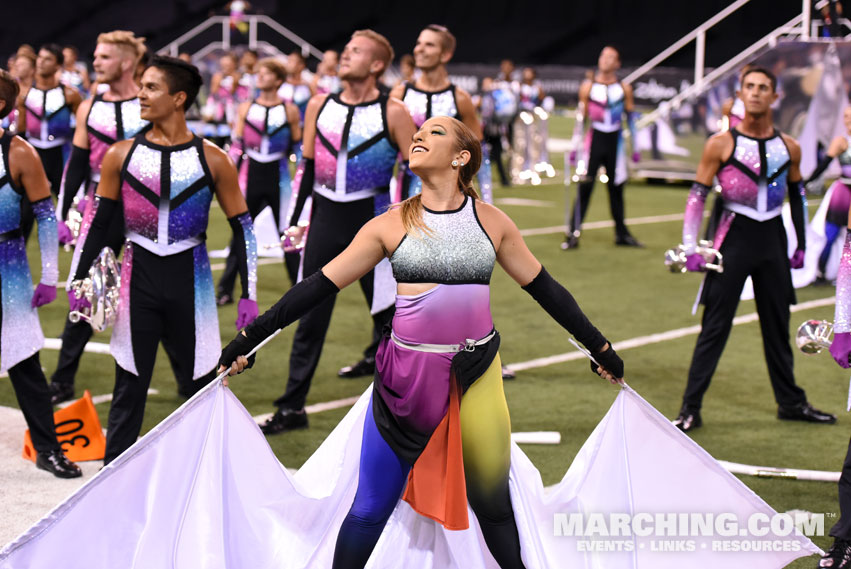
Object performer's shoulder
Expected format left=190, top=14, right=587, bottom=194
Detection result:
left=76, top=96, right=95, bottom=117
left=705, top=131, right=733, bottom=153
left=389, top=82, right=406, bottom=100
left=8, top=133, right=37, bottom=157
left=201, top=137, right=230, bottom=162
left=306, top=92, right=330, bottom=111
left=385, top=96, right=411, bottom=121
left=779, top=131, right=801, bottom=159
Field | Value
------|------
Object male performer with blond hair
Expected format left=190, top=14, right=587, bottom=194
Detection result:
left=259, top=30, right=417, bottom=434
left=49, top=30, right=149, bottom=405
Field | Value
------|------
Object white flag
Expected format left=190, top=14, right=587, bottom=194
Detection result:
left=0, top=382, right=821, bottom=568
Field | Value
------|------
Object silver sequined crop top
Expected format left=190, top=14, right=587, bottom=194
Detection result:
left=390, top=196, right=496, bottom=284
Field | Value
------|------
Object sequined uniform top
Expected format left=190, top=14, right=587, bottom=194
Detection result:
left=278, top=82, right=312, bottom=121
left=519, top=81, right=543, bottom=110
left=315, top=74, right=341, bottom=95
left=243, top=101, right=292, bottom=163
left=0, top=134, right=23, bottom=233
left=376, top=196, right=496, bottom=437
left=390, top=196, right=495, bottom=285
left=401, top=84, right=459, bottom=128
left=716, top=129, right=791, bottom=221
left=838, top=135, right=851, bottom=183
left=0, top=132, right=56, bottom=373
left=587, top=81, right=625, bottom=134
left=728, top=98, right=745, bottom=130
left=120, top=134, right=214, bottom=256
left=87, top=95, right=148, bottom=182
left=23, top=86, right=72, bottom=149
left=313, top=93, right=399, bottom=203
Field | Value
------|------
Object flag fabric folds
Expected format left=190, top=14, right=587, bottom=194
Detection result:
left=0, top=381, right=821, bottom=568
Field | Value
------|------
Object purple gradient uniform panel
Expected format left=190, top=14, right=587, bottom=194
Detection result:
left=0, top=136, right=43, bottom=372
left=314, top=96, right=397, bottom=197
left=716, top=132, right=790, bottom=218
left=122, top=143, right=161, bottom=241
left=376, top=284, right=494, bottom=435
left=168, top=146, right=212, bottom=243
left=86, top=97, right=148, bottom=180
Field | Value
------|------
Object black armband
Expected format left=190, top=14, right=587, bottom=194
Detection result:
left=805, top=155, right=833, bottom=185
left=244, top=270, right=339, bottom=343
left=591, top=345, right=624, bottom=379
left=219, top=332, right=257, bottom=371
left=788, top=179, right=807, bottom=251
left=73, top=196, right=118, bottom=281
left=522, top=265, right=607, bottom=352
left=60, top=145, right=91, bottom=220
left=288, top=158, right=314, bottom=227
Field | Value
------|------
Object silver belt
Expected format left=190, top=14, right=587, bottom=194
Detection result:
left=390, top=330, right=496, bottom=353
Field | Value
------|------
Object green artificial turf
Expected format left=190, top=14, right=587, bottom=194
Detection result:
left=1, top=114, right=842, bottom=566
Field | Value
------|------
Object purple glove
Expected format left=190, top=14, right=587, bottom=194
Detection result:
left=685, top=253, right=706, bottom=272
left=830, top=332, right=851, bottom=369
left=58, top=221, right=74, bottom=245
left=790, top=249, right=805, bottom=269
left=568, top=150, right=577, bottom=166
left=31, top=284, right=56, bottom=308
left=67, top=289, right=90, bottom=314
left=632, top=151, right=641, bottom=164
left=235, top=298, right=258, bottom=330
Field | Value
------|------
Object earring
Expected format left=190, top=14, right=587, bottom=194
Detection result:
left=452, top=160, right=458, bottom=167
left=460, top=162, right=465, bottom=166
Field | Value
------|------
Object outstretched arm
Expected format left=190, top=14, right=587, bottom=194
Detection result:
left=218, top=212, right=393, bottom=376
left=482, top=203, right=623, bottom=382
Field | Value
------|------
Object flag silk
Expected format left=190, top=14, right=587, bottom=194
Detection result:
left=0, top=381, right=821, bottom=568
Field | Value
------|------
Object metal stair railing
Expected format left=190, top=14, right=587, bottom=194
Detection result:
left=630, top=0, right=851, bottom=129
left=622, top=0, right=753, bottom=94
left=158, top=14, right=323, bottom=61
left=637, top=11, right=808, bottom=129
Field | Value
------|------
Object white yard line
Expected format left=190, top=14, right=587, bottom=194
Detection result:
left=507, top=296, right=835, bottom=372
left=519, top=212, right=685, bottom=237
left=56, top=389, right=160, bottom=410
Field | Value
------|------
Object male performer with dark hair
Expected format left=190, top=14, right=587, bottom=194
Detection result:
left=259, top=29, right=417, bottom=434
left=49, top=30, right=149, bottom=405
left=390, top=24, right=490, bottom=204
left=0, top=70, right=81, bottom=478
left=71, top=55, right=258, bottom=463
left=17, top=43, right=82, bottom=196
left=672, top=67, right=835, bottom=432
left=564, top=45, right=642, bottom=249
left=217, top=57, right=301, bottom=301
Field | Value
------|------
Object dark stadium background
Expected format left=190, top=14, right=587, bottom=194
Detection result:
left=0, top=0, right=814, bottom=67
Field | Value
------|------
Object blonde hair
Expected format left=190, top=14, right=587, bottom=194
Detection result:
left=97, top=30, right=147, bottom=63
left=424, top=25, right=456, bottom=56
left=351, top=29, right=394, bottom=76
left=257, top=57, right=287, bottom=83
left=400, top=117, right=482, bottom=236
